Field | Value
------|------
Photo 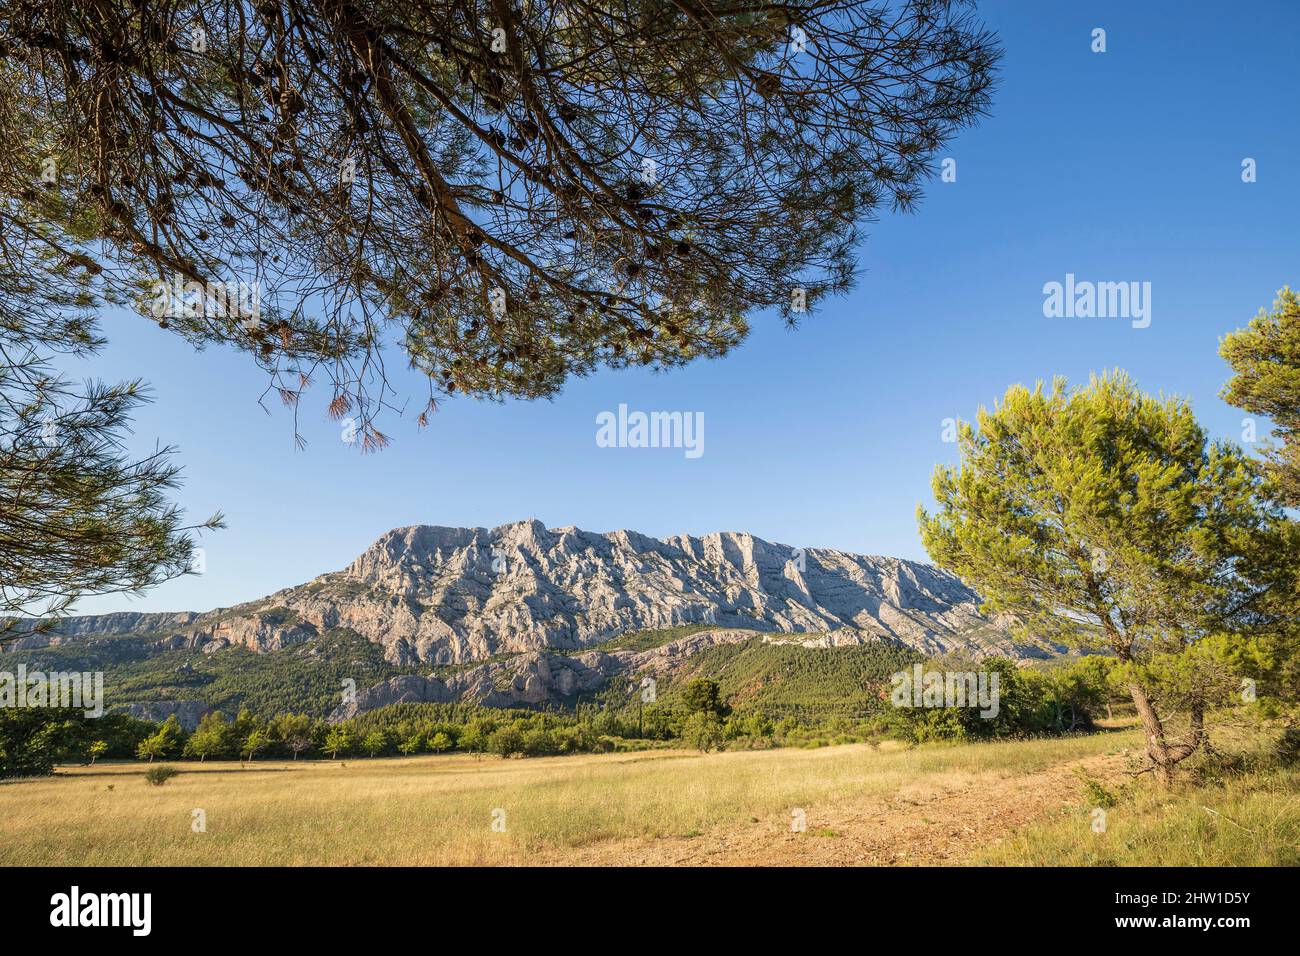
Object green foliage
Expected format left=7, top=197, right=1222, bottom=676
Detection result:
left=144, top=765, right=178, bottom=786
left=650, top=638, right=923, bottom=719
left=919, top=372, right=1285, bottom=652
left=0, top=708, right=69, bottom=777
left=322, top=726, right=354, bottom=759
left=679, top=678, right=727, bottom=717
left=917, top=371, right=1294, bottom=779
left=0, top=286, right=221, bottom=638
left=274, top=713, right=314, bottom=759
left=1077, top=775, right=1120, bottom=809
left=184, top=711, right=235, bottom=761
left=0, top=1, right=999, bottom=424
left=1220, top=287, right=1300, bottom=507
left=360, top=730, right=389, bottom=758
left=682, top=712, right=724, bottom=752
left=1, top=627, right=421, bottom=719
left=241, top=728, right=270, bottom=761
left=487, top=726, right=525, bottom=758
left=135, top=715, right=183, bottom=763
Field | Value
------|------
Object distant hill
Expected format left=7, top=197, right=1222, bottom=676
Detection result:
left=2, top=519, right=1063, bottom=723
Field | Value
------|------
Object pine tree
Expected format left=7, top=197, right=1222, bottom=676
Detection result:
left=0, top=1, right=998, bottom=440
left=917, top=372, right=1294, bottom=783
left=1220, top=287, right=1300, bottom=507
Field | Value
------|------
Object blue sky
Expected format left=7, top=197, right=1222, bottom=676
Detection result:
left=77, top=0, right=1300, bottom=615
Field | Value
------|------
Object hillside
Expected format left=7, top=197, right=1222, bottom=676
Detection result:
left=2, top=519, right=1064, bottom=723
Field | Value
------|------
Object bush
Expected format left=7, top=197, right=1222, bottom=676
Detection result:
left=1077, top=774, right=1119, bottom=809
left=521, top=728, right=560, bottom=757
left=144, top=765, right=179, bottom=786
left=488, top=726, right=525, bottom=758
left=1273, top=725, right=1300, bottom=767
left=682, top=712, right=724, bottom=752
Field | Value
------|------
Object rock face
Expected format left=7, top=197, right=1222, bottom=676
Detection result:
left=21, top=519, right=1052, bottom=666
left=125, top=700, right=212, bottom=731
left=2, top=611, right=200, bottom=651
left=329, top=629, right=765, bottom=719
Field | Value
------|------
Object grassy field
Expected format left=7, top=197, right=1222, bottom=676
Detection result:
left=0, top=731, right=1136, bottom=866
left=980, top=766, right=1300, bottom=866
left=2, top=726, right=1292, bottom=866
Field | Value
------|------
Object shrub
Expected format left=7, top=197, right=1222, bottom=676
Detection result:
left=488, top=726, right=525, bottom=758
left=1077, top=774, right=1119, bottom=809
left=682, top=712, right=724, bottom=753
left=1274, top=726, right=1300, bottom=767
left=144, top=765, right=179, bottom=786
left=521, top=728, right=560, bottom=757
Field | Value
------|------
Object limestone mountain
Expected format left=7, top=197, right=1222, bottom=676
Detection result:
left=17, top=519, right=1056, bottom=665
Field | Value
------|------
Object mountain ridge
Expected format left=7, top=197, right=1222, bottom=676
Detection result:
left=10, top=519, right=1057, bottom=664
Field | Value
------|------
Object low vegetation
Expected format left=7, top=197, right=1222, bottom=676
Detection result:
left=2, top=649, right=1132, bottom=777
left=983, top=722, right=1300, bottom=866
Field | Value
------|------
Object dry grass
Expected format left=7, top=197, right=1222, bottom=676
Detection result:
left=0, top=733, right=1134, bottom=866
left=981, top=767, right=1300, bottom=866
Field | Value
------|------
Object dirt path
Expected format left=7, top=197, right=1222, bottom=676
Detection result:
left=542, top=751, right=1127, bottom=866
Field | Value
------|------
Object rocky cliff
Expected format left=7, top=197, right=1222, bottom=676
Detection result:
left=15, top=519, right=1053, bottom=666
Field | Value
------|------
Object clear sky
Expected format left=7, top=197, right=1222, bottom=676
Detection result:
left=76, top=0, right=1300, bottom=615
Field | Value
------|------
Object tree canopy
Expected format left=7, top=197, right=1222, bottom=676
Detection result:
left=1, top=0, right=998, bottom=443
left=0, top=265, right=220, bottom=637
left=917, top=371, right=1295, bottom=781
left=1220, top=286, right=1300, bottom=507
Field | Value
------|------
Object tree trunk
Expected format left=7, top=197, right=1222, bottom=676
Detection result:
left=1127, top=682, right=1174, bottom=784
left=1126, top=682, right=1207, bottom=784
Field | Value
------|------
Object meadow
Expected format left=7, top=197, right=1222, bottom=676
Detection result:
left=0, top=730, right=1127, bottom=866
left=4, top=722, right=1292, bottom=866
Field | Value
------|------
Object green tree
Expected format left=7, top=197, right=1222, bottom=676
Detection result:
left=487, top=726, right=525, bottom=758
left=185, top=711, right=233, bottom=762
left=918, top=372, right=1293, bottom=783
left=0, top=709, right=69, bottom=777
left=362, top=730, right=388, bottom=758
left=241, top=729, right=270, bottom=762
left=274, top=713, right=314, bottom=760
left=0, top=277, right=221, bottom=641
left=680, top=678, right=728, bottom=717
left=87, top=740, right=108, bottom=766
left=682, top=711, right=724, bottom=753
left=135, top=733, right=168, bottom=764
left=135, top=715, right=183, bottom=763
left=322, top=726, right=353, bottom=760
left=427, top=731, right=453, bottom=754
left=398, top=731, right=425, bottom=756
left=1220, top=287, right=1300, bottom=506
